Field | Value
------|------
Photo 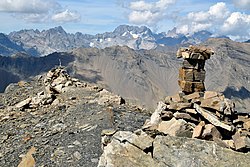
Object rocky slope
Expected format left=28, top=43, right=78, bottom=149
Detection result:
left=0, top=33, right=25, bottom=56
left=0, top=67, right=249, bottom=167
left=70, top=38, right=250, bottom=112
left=0, top=67, right=150, bottom=167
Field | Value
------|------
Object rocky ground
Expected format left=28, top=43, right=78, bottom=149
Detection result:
left=0, top=67, right=150, bottom=167
left=0, top=67, right=249, bottom=167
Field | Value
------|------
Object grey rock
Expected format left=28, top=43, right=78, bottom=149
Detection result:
left=153, top=135, right=250, bottom=167
left=73, top=151, right=82, bottom=160
left=157, top=118, right=190, bottom=137
left=98, top=131, right=157, bottom=167
left=194, top=103, right=233, bottom=131
left=99, top=131, right=250, bottom=167
left=15, top=98, right=32, bottom=109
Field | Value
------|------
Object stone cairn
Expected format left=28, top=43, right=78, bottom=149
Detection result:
left=14, top=67, right=124, bottom=110
left=142, top=46, right=250, bottom=152
left=14, top=67, right=86, bottom=110
left=177, top=45, right=214, bottom=94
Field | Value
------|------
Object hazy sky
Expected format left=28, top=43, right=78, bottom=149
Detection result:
left=0, top=0, right=249, bottom=40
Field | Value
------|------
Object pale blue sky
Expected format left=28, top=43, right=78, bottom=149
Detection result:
left=0, top=0, right=249, bottom=40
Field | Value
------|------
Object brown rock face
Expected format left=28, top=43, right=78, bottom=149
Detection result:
left=177, top=45, right=214, bottom=94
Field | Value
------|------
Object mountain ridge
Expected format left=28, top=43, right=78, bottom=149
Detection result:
left=0, top=25, right=233, bottom=56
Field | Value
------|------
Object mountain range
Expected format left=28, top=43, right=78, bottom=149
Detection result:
left=0, top=37, right=249, bottom=113
left=0, top=25, right=249, bottom=113
left=1, top=25, right=229, bottom=57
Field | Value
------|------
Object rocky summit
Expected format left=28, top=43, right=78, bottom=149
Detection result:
left=0, top=67, right=150, bottom=167
left=0, top=64, right=249, bottom=167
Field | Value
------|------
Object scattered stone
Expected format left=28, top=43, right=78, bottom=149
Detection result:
left=15, top=98, right=32, bottom=109
left=101, top=129, right=117, bottom=136
left=185, top=108, right=197, bottom=114
left=97, top=89, right=125, bottom=106
left=157, top=118, right=189, bottom=137
left=200, top=96, right=224, bottom=112
left=73, top=151, right=82, bottom=160
left=223, top=140, right=235, bottom=149
left=51, top=123, right=67, bottom=132
left=194, top=103, right=233, bottom=131
left=243, top=121, right=250, bottom=130
left=51, top=98, right=60, bottom=105
left=192, top=121, right=205, bottom=138
left=201, top=124, right=222, bottom=140
left=18, top=146, right=36, bottom=167
left=223, top=98, right=235, bottom=115
left=173, top=111, right=198, bottom=122
left=65, top=81, right=73, bottom=87
left=232, top=132, right=250, bottom=150
left=204, top=91, right=220, bottom=99
left=73, top=140, right=82, bottom=146
left=99, top=131, right=250, bottom=167
left=53, top=84, right=64, bottom=93
left=98, top=131, right=157, bottom=167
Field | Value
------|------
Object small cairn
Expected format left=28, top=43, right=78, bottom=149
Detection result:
left=14, top=67, right=85, bottom=110
left=177, top=45, right=214, bottom=94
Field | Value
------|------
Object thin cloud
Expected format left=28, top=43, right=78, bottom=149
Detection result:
left=0, top=0, right=81, bottom=23
left=175, top=2, right=250, bottom=40
left=177, top=2, right=230, bottom=34
left=0, top=0, right=60, bottom=14
left=128, top=0, right=177, bottom=27
left=222, top=12, right=250, bottom=38
left=232, top=0, right=250, bottom=10
left=52, top=9, right=81, bottom=23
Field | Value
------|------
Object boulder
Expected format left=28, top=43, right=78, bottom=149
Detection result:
left=201, top=124, right=222, bottom=140
left=153, top=135, right=250, bottom=167
left=204, top=91, right=221, bottom=99
left=157, top=118, right=190, bottom=137
left=243, top=121, right=250, bottom=130
left=232, top=132, right=250, bottom=150
left=99, top=133, right=250, bottom=167
left=194, top=103, right=233, bottom=131
left=98, top=131, right=157, bottom=167
left=97, top=89, right=125, bottom=106
left=192, top=121, right=205, bottom=138
left=200, top=96, right=224, bottom=112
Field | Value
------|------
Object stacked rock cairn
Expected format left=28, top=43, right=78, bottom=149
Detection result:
left=177, top=45, right=214, bottom=94
left=141, top=45, right=250, bottom=152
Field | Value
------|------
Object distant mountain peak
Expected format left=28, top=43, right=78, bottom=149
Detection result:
left=46, top=26, right=66, bottom=34
left=166, top=27, right=179, bottom=38
left=113, top=25, right=152, bottom=36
